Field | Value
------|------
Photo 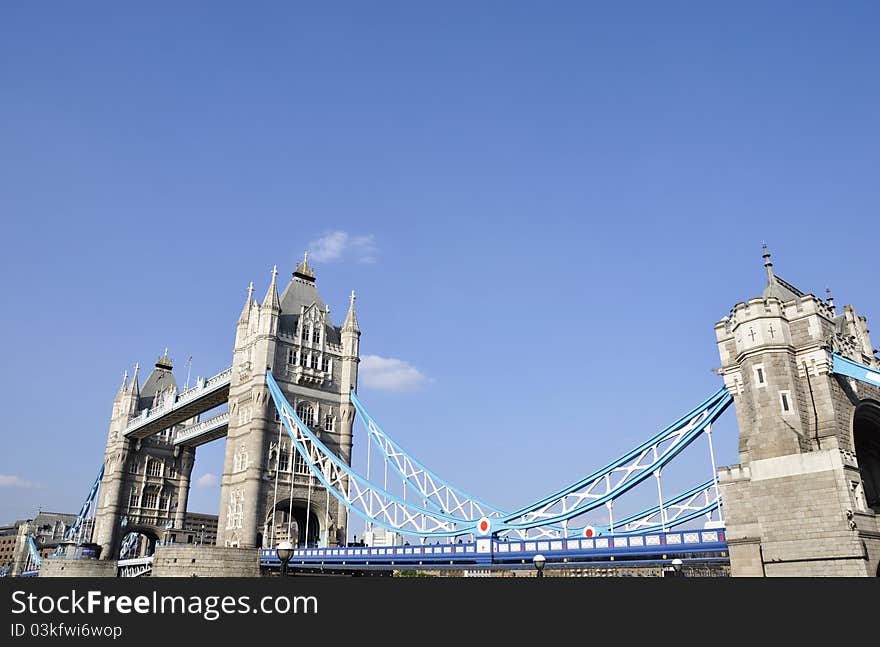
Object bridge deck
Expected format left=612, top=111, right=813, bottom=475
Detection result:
left=124, top=367, right=232, bottom=439
left=260, top=529, right=727, bottom=569
left=173, top=411, right=230, bottom=447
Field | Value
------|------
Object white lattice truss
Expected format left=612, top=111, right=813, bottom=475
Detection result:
left=270, top=376, right=474, bottom=537
left=497, top=389, right=731, bottom=533
left=118, top=557, right=153, bottom=578
left=352, top=393, right=501, bottom=521
left=271, top=371, right=730, bottom=539
left=610, top=480, right=720, bottom=535
left=353, top=392, right=569, bottom=540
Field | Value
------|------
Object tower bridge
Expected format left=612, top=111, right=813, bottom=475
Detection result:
left=8, top=247, right=880, bottom=578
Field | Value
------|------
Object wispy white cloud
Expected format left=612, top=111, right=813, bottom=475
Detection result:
left=0, top=474, right=45, bottom=489
left=195, top=473, right=219, bottom=488
left=360, top=355, right=431, bottom=392
left=308, top=231, right=377, bottom=264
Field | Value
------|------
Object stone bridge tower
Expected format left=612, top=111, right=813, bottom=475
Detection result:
left=715, top=246, right=880, bottom=576
left=92, top=352, right=196, bottom=559
left=216, top=254, right=359, bottom=549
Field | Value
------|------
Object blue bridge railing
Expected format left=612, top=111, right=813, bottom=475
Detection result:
left=260, top=529, right=727, bottom=569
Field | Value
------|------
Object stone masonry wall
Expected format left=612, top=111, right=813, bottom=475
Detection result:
left=152, top=545, right=259, bottom=577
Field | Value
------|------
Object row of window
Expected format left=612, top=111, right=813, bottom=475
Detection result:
left=300, top=324, right=322, bottom=344
left=129, top=459, right=177, bottom=478
left=286, top=348, right=331, bottom=373
left=128, top=490, right=175, bottom=511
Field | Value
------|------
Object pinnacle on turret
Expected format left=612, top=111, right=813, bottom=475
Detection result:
left=293, top=251, right=316, bottom=282
left=128, top=362, right=140, bottom=395
left=156, top=348, right=173, bottom=370
left=342, top=289, right=360, bottom=333
left=239, top=281, right=254, bottom=322
left=262, top=265, right=281, bottom=310
left=826, top=287, right=835, bottom=309
left=118, top=369, right=128, bottom=393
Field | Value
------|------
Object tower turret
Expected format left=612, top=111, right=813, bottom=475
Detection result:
left=715, top=245, right=880, bottom=576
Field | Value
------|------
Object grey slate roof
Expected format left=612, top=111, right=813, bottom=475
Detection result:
left=277, top=276, right=341, bottom=343
left=139, top=366, right=176, bottom=410
left=763, top=274, right=805, bottom=302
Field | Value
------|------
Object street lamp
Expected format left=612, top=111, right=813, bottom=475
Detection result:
left=533, top=553, right=546, bottom=578
left=277, top=540, right=293, bottom=577
left=671, top=558, right=683, bottom=576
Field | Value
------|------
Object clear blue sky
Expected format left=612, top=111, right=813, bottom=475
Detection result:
left=2, top=3, right=878, bottom=530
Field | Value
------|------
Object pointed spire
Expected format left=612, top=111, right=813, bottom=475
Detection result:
left=128, top=362, right=140, bottom=395
left=826, top=287, right=835, bottom=309
left=262, top=264, right=281, bottom=310
left=118, top=369, right=128, bottom=393
left=342, top=289, right=360, bottom=332
left=239, top=281, right=254, bottom=322
left=762, top=242, right=774, bottom=284
left=293, top=250, right=315, bottom=282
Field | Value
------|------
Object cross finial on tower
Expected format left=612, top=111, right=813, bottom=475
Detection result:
left=350, top=290, right=356, bottom=306
left=762, top=242, right=775, bottom=282
left=294, top=250, right=316, bottom=281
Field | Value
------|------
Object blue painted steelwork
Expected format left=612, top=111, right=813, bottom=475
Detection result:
left=260, top=528, right=727, bottom=569
left=350, top=389, right=505, bottom=520
left=50, top=464, right=105, bottom=558
left=831, top=352, right=880, bottom=387
left=27, top=535, right=42, bottom=569
left=496, top=389, right=732, bottom=533
left=587, top=479, right=719, bottom=536
left=270, top=370, right=730, bottom=539
left=119, top=532, right=140, bottom=559
left=352, top=388, right=723, bottom=538
left=267, top=370, right=474, bottom=537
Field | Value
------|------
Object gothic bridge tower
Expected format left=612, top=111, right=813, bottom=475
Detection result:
left=92, top=351, right=196, bottom=559
left=216, top=254, right=359, bottom=549
left=715, top=246, right=880, bottom=576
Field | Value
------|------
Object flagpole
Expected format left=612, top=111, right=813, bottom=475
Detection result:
left=184, top=356, right=193, bottom=391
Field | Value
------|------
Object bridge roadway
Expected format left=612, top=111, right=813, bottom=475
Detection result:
left=123, top=367, right=232, bottom=440
left=260, top=528, right=728, bottom=572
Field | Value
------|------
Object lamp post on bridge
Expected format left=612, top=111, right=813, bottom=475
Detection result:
left=277, top=540, right=293, bottom=578
left=533, top=553, right=546, bottom=578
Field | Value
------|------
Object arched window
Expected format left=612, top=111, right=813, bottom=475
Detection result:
left=147, top=460, right=162, bottom=477
left=296, top=402, right=315, bottom=427
left=278, top=443, right=289, bottom=472
left=310, top=354, right=319, bottom=370
left=301, top=324, right=309, bottom=342
left=129, top=490, right=140, bottom=508
left=143, top=490, right=159, bottom=509
left=234, top=443, right=248, bottom=472
left=294, top=451, right=309, bottom=475
left=312, top=326, right=321, bottom=344
left=227, top=490, right=244, bottom=530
